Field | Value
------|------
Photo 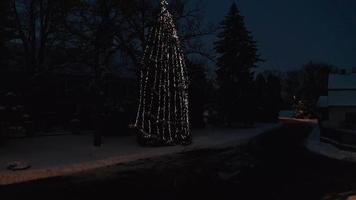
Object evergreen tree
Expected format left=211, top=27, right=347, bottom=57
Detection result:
left=214, top=2, right=261, bottom=126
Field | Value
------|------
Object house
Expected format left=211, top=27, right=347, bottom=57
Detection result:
left=318, top=73, right=356, bottom=130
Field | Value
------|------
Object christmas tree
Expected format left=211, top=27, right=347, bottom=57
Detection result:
left=133, top=0, right=191, bottom=146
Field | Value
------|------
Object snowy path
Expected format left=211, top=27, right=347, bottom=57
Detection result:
left=0, top=123, right=280, bottom=185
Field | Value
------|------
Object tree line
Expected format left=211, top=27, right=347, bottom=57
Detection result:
left=215, top=3, right=339, bottom=124
left=0, top=1, right=330, bottom=138
left=0, top=0, right=215, bottom=136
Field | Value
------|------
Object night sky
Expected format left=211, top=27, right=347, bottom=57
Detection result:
left=198, top=0, right=356, bottom=71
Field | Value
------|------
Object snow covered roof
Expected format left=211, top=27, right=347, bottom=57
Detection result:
left=329, top=74, right=356, bottom=90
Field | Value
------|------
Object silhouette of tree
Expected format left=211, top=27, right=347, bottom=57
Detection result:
left=113, top=0, right=215, bottom=72
left=255, top=72, right=282, bottom=122
left=255, top=73, right=267, bottom=121
left=187, top=59, right=209, bottom=128
left=282, top=62, right=337, bottom=118
left=11, top=0, right=78, bottom=76
left=214, top=2, right=261, bottom=126
left=265, top=73, right=282, bottom=121
left=0, top=0, right=15, bottom=67
left=63, top=0, right=119, bottom=94
left=62, top=0, right=213, bottom=94
left=0, top=0, right=213, bottom=135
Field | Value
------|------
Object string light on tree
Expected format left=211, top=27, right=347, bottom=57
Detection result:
left=133, top=0, right=191, bottom=146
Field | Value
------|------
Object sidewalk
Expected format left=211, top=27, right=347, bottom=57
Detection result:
left=0, top=123, right=280, bottom=185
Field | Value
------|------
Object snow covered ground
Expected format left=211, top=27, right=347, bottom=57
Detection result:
left=0, top=123, right=280, bottom=185
left=305, top=123, right=356, bottom=162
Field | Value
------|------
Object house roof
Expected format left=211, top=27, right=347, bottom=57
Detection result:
left=329, top=74, right=356, bottom=90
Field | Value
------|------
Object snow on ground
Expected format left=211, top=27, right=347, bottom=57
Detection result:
left=305, top=124, right=356, bottom=162
left=279, top=110, right=294, bottom=118
left=279, top=117, right=318, bottom=124
left=0, top=123, right=280, bottom=185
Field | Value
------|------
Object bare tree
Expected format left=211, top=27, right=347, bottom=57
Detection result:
left=0, top=0, right=15, bottom=66
left=113, top=0, right=216, bottom=72
left=63, top=0, right=215, bottom=91
left=62, top=0, right=124, bottom=96
left=11, top=0, right=75, bottom=76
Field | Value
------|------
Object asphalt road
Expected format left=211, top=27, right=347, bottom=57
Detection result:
left=2, top=123, right=356, bottom=200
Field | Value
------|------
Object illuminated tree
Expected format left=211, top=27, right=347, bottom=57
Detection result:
left=133, top=0, right=191, bottom=146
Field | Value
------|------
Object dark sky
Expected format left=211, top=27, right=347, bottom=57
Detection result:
left=197, top=0, right=356, bottom=71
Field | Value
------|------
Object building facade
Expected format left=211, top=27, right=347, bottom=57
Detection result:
left=318, top=74, right=356, bottom=130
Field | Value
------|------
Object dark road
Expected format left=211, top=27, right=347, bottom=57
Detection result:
left=231, top=124, right=356, bottom=200
left=2, top=124, right=356, bottom=200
